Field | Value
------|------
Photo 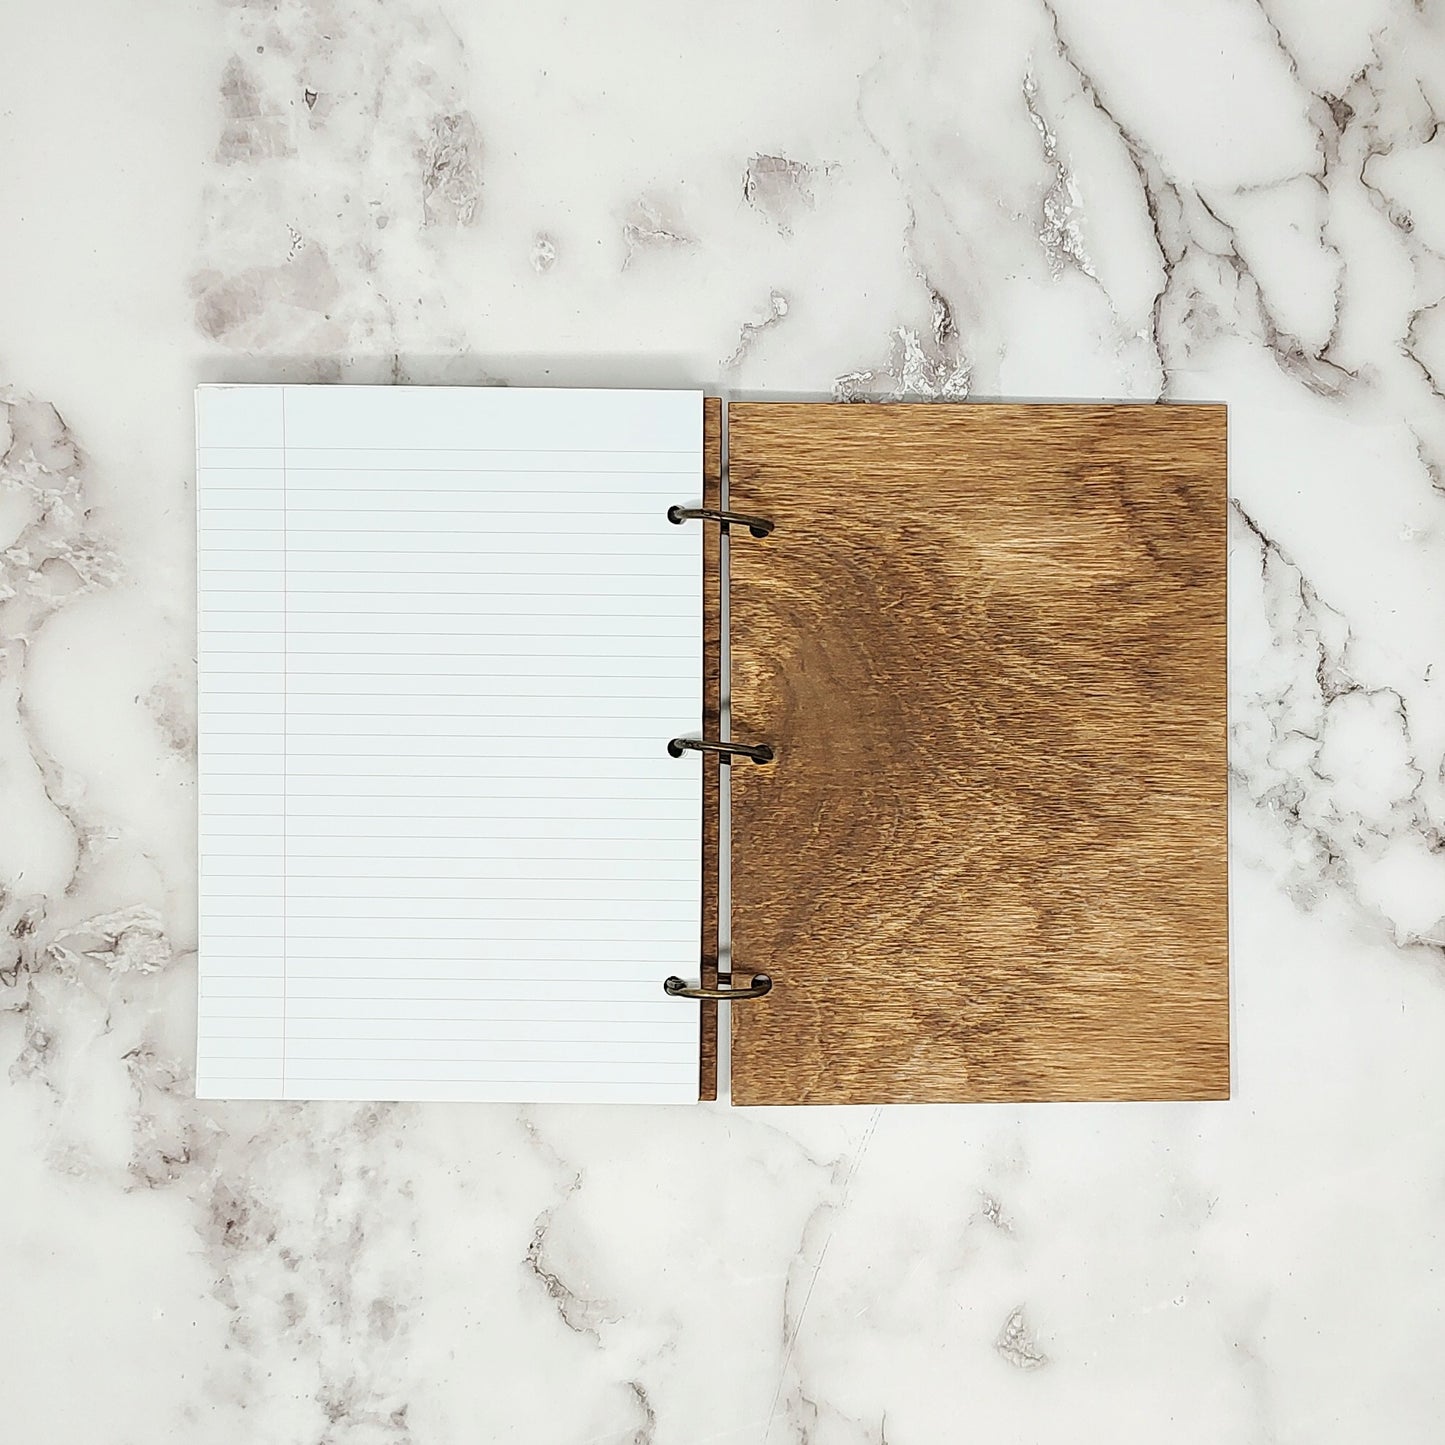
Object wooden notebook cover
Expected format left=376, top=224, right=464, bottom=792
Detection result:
left=727, top=403, right=1228, bottom=1105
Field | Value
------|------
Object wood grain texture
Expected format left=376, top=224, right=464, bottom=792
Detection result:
left=727, top=402, right=1228, bottom=1105
left=697, top=396, right=721, bottom=1100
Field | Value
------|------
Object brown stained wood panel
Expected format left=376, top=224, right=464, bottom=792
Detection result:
left=726, top=403, right=1228, bottom=1105
left=697, top=396, right=722, bottom=1100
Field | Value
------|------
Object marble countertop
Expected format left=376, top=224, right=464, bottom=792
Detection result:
left=3, top=0, right=1444, bottom=1439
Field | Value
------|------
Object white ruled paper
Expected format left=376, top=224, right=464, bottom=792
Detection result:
left=196, top=385, right=703, bottom=1102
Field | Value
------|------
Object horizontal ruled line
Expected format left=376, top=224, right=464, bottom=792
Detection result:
left=200, top=444, right=697, bottom=453
left=277, top=981, right=665, bottom=991
left=202, top=565, right=690, bottom=574
left=202, top=468, right=693, bottom=479
left=203, top=525, right=676, bottom=536
left=206, top=1036, right=686, bottom=1046
left=201, top=894, right=688, bottom=903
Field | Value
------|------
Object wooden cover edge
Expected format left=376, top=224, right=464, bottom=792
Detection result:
left=697, top=396, right=722, bottom=1100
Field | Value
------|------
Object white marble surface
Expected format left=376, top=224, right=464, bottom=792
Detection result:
left=2, top=0, right=1444, bottom=1439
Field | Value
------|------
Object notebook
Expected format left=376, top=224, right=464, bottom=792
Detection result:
left=195, top=386, right=1228, bottom=1105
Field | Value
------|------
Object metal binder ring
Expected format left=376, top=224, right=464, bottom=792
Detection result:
left=664, top=972, right=773, bottom=1000
left=667, top=505, right=775, bottom=538
left=667, top=737, right=775, bottom=765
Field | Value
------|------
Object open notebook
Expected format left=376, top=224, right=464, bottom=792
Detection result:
left=198, top=386, right=1229, bottom=1106
left=196, top=386, right=704, bottom=1102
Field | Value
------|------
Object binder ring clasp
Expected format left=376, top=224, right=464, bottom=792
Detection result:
left=667, top=505, right=775, bottom=538
left=668, top=737, right=774, bottom=765
left=664, top=972, right=773, bottom=1001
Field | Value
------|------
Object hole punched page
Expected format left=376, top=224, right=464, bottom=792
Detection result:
left=196, top=385, right=704, bottom=1103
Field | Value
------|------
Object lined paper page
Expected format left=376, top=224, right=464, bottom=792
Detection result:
left=196, top=385, right=703, bottom=1103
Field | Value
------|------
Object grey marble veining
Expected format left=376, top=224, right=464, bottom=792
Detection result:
left=2, top=0, right=1444, bottom=1439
